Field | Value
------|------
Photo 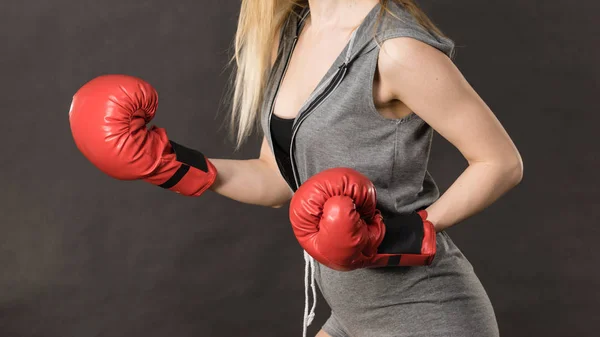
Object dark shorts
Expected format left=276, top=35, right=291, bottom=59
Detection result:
left=317, top=231, right=500, bottom=337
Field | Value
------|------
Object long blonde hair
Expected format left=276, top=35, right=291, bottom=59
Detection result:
left=229, top=0, right=447, bottom=148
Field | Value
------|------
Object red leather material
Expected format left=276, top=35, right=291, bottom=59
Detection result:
left=289, top=167, right=436, bottom=271
left=69, top=74, right=217, bottom=196
left=289, top=167, right=385, bottom=271
left=417, top=209, right=437, bottom=264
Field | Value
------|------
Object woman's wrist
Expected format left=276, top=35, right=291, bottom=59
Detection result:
left=421, top=208, right=443, bottom=232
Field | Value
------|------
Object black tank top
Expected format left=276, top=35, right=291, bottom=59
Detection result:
left=270, top=114, right=295, bottom=188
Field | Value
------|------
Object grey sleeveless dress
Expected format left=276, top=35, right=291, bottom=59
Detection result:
left=260, top=3, right=500, bottom=336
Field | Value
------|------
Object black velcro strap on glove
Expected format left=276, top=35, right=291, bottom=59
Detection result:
left=159, top=141, right=208, bottom=189
left=169, top=141, right=209, bottom=171
left=377, top=211, right=425, bottom=254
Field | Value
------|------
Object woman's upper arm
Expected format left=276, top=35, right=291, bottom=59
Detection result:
left=258, top=136, right=279, bottom=171
left=258, top=136, right=293, bottom=206
left=252, top=27, right=291, bottom=207
left=378, top=37, right=523, bottom=170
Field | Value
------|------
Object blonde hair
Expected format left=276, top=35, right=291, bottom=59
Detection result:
left=228, top=0, right=447, bottom=148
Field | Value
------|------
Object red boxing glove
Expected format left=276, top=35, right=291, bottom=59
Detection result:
left=289, top=167, right=436, bottom=271
left=69, top=74, right=217, bottom=196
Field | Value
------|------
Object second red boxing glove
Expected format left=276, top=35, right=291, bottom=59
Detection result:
left=289, top=167, right=436, bottom=271
left=69, top=74, right=217, bottom=196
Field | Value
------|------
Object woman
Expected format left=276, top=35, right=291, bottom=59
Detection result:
left=69, top=0, right=523, bottom=336
left=221, top=1, right=522, bottom=336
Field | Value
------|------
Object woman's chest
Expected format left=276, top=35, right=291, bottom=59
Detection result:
left=272, top=34, right=348, bottom=119
left=272, top=44, right=413, bottom=122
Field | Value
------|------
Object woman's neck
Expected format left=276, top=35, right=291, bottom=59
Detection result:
left=306, top=0, right=379, bottom=32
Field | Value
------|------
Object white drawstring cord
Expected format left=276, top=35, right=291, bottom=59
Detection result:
left=299, top=10, right=357, bottom=337
left=303, top=250, right=317, bottom=337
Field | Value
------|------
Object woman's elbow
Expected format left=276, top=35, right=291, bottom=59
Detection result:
left=267, top=199, right=291, bottom=209
left=507, top=153, right=524, bottom=186
left=262, top=188, right=293, bottom=209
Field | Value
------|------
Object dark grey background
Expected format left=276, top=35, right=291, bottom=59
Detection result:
left=1, top=0, right=598, bottom=336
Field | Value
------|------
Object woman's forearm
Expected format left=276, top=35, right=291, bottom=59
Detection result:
left=425, top=159, right=523, bottom=231
left=208, top=158, right=293, bottom=207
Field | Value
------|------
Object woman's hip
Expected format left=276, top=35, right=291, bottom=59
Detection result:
left=314, top=231, right=499, bottom=336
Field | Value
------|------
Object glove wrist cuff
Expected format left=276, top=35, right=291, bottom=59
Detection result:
left=373, top=208, right=437, bottom=266
left=377, top=211, right=425, bottom=254
left=153, top=141, right=218, bottom=196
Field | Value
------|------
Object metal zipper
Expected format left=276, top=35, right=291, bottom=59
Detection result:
left=268, top=7, right=354, bottom=190
left=289, top=62, right=349, bottom=190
